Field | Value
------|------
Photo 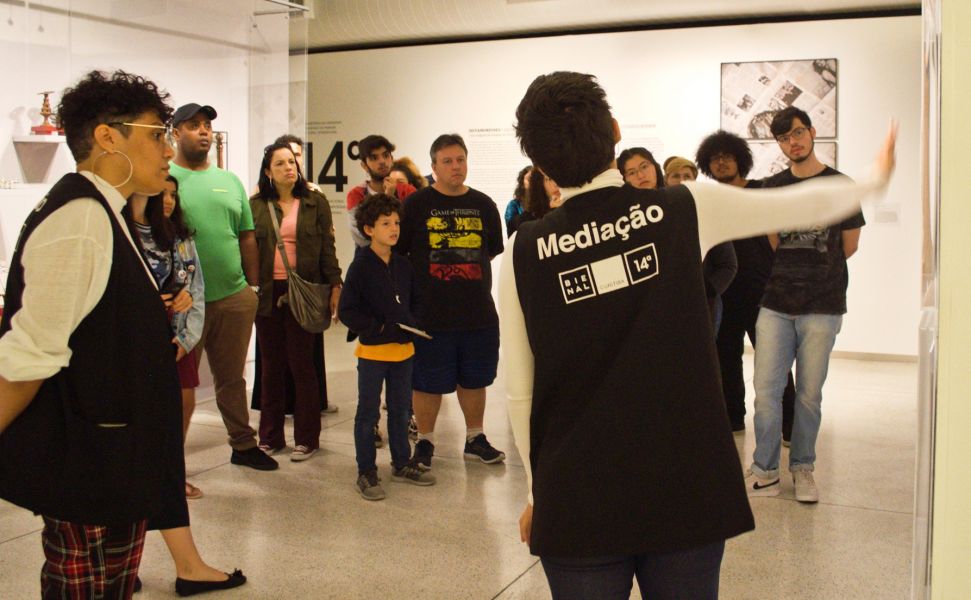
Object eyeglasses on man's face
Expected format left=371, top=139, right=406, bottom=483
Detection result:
left=776, top=126, right=809, bottom=145
left=710, top=153, right=736, bottom=164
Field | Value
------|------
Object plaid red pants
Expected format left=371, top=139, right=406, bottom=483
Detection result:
left=40, top=516, right=147, bottom=600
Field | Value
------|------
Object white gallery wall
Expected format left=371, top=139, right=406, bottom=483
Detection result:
left=306, top=15, right=921, bottom=357
left=0, top=1, right=300, bottom=263
left=0, top=1, right=301, bottom=381
left=0, top=2, right=253, bottom=187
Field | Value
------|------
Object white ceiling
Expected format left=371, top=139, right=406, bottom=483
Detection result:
left=299, top=0, right=920, bottom=51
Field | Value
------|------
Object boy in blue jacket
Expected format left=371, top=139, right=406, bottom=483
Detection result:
left=338, top=193, right=436, bottom=500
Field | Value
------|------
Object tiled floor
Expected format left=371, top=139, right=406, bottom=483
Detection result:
left=0, top=330, right=917, bottom=599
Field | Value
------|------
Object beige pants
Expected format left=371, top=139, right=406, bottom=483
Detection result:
left=198, top=286, right=259, bottom=450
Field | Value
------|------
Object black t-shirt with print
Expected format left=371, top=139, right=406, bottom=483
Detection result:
left=398, top=186, right=503, bottom=331
left=760, top=166, right=865, bottom=315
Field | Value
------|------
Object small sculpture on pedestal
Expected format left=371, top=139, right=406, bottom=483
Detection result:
left=31, top=91, right=61, bottom=135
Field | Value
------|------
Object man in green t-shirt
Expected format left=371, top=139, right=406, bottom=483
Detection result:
left=170, top=103, right=277, bottom=471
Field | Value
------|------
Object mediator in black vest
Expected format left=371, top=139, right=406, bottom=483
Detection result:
left=0, top=173, right=186, bottom=527
left=512, top=182, right=755, bottom=558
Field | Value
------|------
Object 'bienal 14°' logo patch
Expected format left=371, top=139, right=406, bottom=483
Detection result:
left=558, top=243, right=659, bottom=304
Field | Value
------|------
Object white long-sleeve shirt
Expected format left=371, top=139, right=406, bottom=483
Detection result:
left=500, top=169, right=887, bottom=503
left=0, top=171, right=156, bottom=382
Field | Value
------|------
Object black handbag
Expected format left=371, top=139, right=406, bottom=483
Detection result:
left=267, top=202, right=332, bottom=333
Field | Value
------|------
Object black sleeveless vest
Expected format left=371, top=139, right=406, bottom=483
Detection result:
left=513, top=184, right=755, bottom=557
left=0, top=173, right=183, bottom=525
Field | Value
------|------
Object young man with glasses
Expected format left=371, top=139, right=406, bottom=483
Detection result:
left=695, top=130, right=796, bottom=436
left=169, top=103, right=277, bottom=471
left=746, top=107, right=865, bottom=502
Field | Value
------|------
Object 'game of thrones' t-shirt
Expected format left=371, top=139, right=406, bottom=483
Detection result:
left=760, top=166, right=866, bottom=315
left=397, top=186, right=503, bottom=331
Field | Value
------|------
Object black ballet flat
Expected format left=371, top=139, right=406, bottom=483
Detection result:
left=174, top=569, right=247, bottom=597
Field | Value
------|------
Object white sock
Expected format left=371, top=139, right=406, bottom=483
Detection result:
left=466, top=428, right=484, bottom=443
left=418, top=431, right=435, bottom=444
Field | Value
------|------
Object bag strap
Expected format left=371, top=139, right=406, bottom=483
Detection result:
left=267, top=201, right=295, bottom=275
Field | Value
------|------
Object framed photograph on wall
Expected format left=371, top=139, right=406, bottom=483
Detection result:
left=208, top=131, right=228, bottom=169
left=748, top=141, right=838, bottom=180
left=721, top=59, right=838, bottom=139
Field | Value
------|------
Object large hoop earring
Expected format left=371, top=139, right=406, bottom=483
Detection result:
left=91, top=150, right=133, bottom=188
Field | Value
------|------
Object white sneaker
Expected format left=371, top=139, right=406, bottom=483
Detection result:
left=744, top=469, right=780, bottom=497
left=290, top=445, right=317, bottom=462
left=792, top=471, right=819, bottom=503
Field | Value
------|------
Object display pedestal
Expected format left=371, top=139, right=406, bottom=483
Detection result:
left=12, top=135, right=66, bottom=183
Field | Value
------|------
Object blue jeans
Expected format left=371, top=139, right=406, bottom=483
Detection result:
left=752, top=308, right=842, bottom=476
left=540, top=541, right=725, bottom=600
left=355, top=358, right=413, bottom=473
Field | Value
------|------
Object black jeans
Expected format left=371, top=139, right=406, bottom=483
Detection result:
left=541, top=540, right=725, bottom=600
left=718, top=293, right=794, bottom=437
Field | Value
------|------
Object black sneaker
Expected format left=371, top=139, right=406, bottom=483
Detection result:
left=464, top=433, right=506, bottom=464
left=374, top=424, right=384, bottom=448
left=231, top=447, right=279, bottom=471
left=412, top=439, right=434, bottom=471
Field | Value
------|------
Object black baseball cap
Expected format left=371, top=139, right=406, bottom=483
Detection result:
left=171, top=103, right=217, bottom=126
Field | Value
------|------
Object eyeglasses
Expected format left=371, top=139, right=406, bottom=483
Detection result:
left=624, top=160, right=655, bottom=179
left=107, top=121, right=175, bottom=148
left=710, top=153, right=736, bottom=164
left=776, top=127, right=809, bottom=145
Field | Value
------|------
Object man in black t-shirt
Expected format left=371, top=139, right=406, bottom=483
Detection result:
left=397, top=134, right=506, bottom=473
left=747, top=107, right=865, bottom=503
left=696, top=131, right=796, bottom=435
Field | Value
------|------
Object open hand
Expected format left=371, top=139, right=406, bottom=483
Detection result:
left=172, top=338, right=187, bottom=362
left=519, top=503, right=533, bottom=546
left=170, top=288, right=192, bottom=313
left=330, top=286, right=341, bottom=325
left=875, top=119, right=898, bottom=183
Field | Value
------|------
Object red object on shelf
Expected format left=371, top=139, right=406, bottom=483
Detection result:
left=30, top=123, right=59, bottom=135
left=31, top=91, right=61, bottom=135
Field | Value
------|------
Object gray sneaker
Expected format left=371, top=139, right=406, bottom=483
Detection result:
left=392, top=462, right=437, bottom=486
left=356, top=470, right=386, bottom=501
left=793, top=471, right=819, bottom=503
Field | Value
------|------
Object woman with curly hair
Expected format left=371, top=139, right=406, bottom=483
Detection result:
left=0, top=69, right=243, bottom=598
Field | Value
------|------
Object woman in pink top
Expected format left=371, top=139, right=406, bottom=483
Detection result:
left=250, top=142, right=342, bottom=462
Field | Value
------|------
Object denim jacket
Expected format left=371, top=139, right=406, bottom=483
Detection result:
left=170, top=236, right=205, bottom=352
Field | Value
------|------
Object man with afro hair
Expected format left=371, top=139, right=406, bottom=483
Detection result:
left=695, top=130, right=795, bottom=436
